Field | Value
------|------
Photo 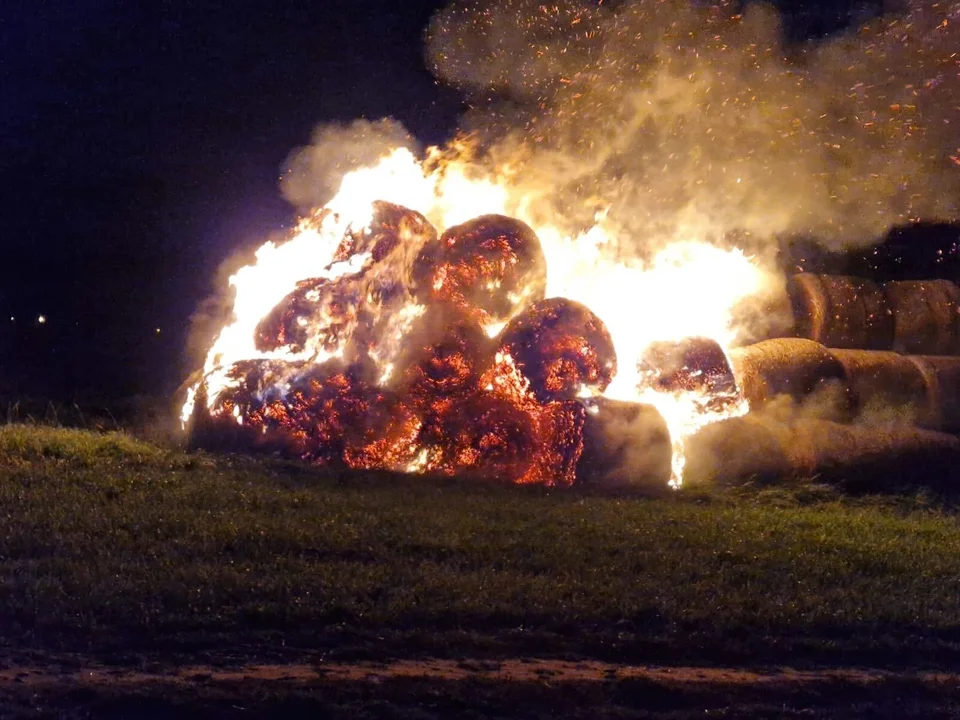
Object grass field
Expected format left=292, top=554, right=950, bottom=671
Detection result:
left=1, top=424, right=960, bottom=717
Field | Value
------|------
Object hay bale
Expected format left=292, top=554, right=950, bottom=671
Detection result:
left=684, top=416, right=960, bottom=490
left=576, top=398, right=672, bottom=490
left=907, top=355, right=960, bottom=432
left=638, top=337, right=737, bottom=396
left=727, top=338, right=855, bottom=420
left=682, top=415, right=795, bottom=483
left=831, top=349, right=936, bottom=428
left=883, top=280, right=960, bottom=355
left=796, top=420, right=960, bottom=490
left=787, top=274, right=893, bottom=349
left=496, top=297, right=616, bottom=402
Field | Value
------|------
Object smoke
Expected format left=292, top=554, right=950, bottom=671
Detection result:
left=425, top=0, right=960, bottom=249
left=281, top=118, right=420, bottom=211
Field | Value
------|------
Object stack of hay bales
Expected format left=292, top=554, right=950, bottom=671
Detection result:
left=688, top=274, right=960, bottom=488
left=735, top=274, right=960, bottom=431
left=786, top=274, right=960, bottom=355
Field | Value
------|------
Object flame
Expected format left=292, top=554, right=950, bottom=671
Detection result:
left=184, top=143, right=773, bottom=486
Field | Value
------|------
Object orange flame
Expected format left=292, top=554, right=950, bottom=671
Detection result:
left=184, top=144, right=775, bottom=486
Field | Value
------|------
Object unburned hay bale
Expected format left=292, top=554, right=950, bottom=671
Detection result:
left=576, top=398, right=672, bottom=490
left=787, top=274, right=893, bottom=349
left=830, top=349, right=936, bottom=428
left=883, top=280, right=960, bottom=355
left=684, top=416, right=960, bottom=490
left=682, top=415, right=795, bottom=482
left=727, top=338, right=855, bottom=420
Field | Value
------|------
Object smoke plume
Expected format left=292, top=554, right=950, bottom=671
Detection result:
left=282, top=118, right=419, bottom=211
left=425, top=0, right=960, bottom=248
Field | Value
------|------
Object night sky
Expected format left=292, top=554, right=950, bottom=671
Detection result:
left=0, top=0, right=931, bottom=403
left=1, top=0, right=464, bottom=401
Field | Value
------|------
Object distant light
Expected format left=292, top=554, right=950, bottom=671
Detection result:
left=37, top=315, right=46, bottom=325
left=9, top=317, right=13, bottom=322
left=155, top=328, right=161, bottom=334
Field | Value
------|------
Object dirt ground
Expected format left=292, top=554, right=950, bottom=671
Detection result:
left=2, top=656, right=959, bottom=719
left=2, top=657, right=958, bottom=688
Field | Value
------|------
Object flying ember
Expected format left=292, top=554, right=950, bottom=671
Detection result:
left=183, top=147, right=770, bottom=487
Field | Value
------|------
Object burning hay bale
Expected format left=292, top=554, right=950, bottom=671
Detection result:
left=191, top=361, right=421, bottom=471
left=787, top=274, right=894, bottom=350
left=638, top=337, right=737, bottom=410
left=727, top=338, right=855, bottom=421
left=496, top=298, right=616, bottom=402
left=389, top=306, right=494, bottom=399
left=831, top=349, right=936, bottom=428
left=333, top=200, right=438, bottom=268
left=883, top=280, right=960, bottom=355
left=189, top=359, right=314, bottom=454
left=254, top=276, right=361, bottom=355
left=411, top=214, right=547, bottom=325
left=255, top=201, right=438, bottom=357
left=258, top=366, right=420, bottom=470
left=576, top=398, right=672, bottom=489
left=421, top=390, right=586, bottom=487
left=684, top=415, right=960, bottom=490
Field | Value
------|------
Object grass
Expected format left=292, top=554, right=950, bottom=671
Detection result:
left=0, top=424, right=960, bottom=673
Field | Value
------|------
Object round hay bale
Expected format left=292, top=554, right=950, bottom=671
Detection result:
left=389, top=306, right=494, bottom=400
left=791, top=420, right=960, bottom=491
left=786, top=274, right=893, bottom=349
left=682, top=415, right=795, bottom=484
left=684, top=416, right=960, bottom=490
left=883, top=280, right=960, bottom=355
left=411, top=214, right=547, bottom=326
left=907, top=355, right=960, bottom=432
left=576, top=398, right=672, bottom=490
left=496, top=297, right=616, bottom=402
left=638, top=337, right=737, bottom=396
left=831, top=349, right=936, bottom=428
left=726, top=338, right=855, bottom=420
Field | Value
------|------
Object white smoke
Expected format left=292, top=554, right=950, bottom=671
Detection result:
left=281, top=118, right=420, bottom=211
left=425, top=0, right=960, bottom=249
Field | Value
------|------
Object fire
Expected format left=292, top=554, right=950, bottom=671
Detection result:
left=184, top=145, right=772, bottom=487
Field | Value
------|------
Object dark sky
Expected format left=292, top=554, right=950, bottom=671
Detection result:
left=0, top=0, right=463, bottom=400
left=0, top=0, right=901, bottom=402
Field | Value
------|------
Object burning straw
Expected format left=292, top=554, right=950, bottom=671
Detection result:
left=183, top=0, right=960, bottom=490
